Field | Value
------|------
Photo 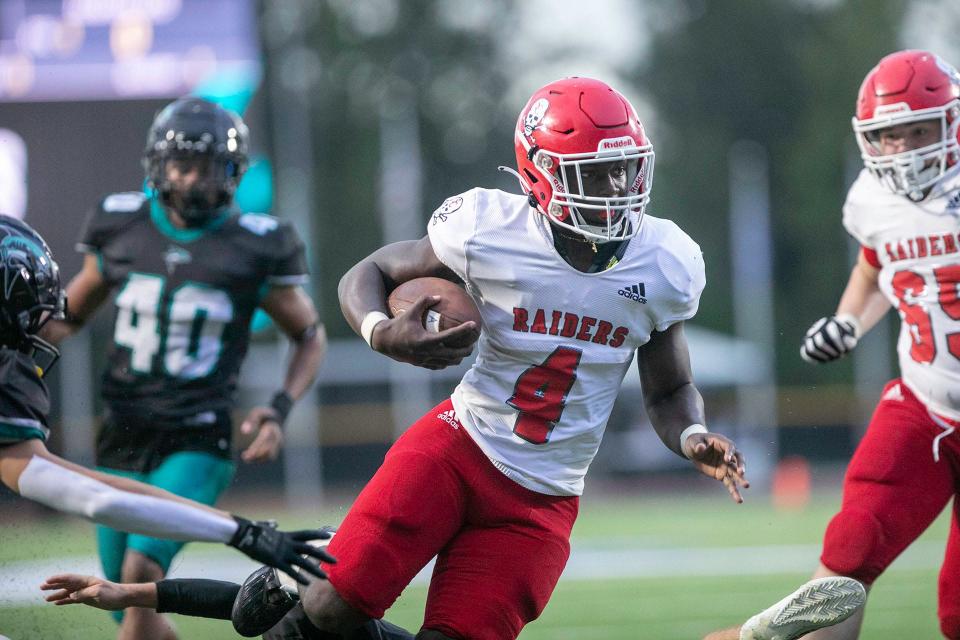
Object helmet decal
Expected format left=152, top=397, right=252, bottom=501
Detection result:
left=597, top=137, right=635, bottom=151
left=630, top=163, right=646, bottom=193
left=523, top=98, right=549, bottom=138
left=0, top=215, right=64, bottom=372
left=1, top=234, right=46, bottom=263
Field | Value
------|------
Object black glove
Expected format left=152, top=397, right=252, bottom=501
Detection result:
left=228, top=517, right=335, bottom=585
left=800, top=314, right=860, bottom=364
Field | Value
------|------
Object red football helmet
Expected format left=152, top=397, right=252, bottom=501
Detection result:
left=853, top=50, right=960, bottom=200
left=511, top=77, right=654, bottom=242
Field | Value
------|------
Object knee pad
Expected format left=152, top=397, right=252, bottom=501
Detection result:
left=821, top=507, right=885, bottom=584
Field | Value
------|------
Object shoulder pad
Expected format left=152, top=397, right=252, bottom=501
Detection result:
left=102, top=192, right=147, bottom=213
left=238, top=213, right=280, bottom=236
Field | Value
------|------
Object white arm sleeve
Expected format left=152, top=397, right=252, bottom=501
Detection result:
left=17, top=456, right=238, bottom=543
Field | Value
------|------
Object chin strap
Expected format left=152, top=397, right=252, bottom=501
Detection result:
left=28, top=336, right=60, bottom=378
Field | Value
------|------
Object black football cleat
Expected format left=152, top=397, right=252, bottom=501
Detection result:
left=231, top=563, right=298, bottom=637
left=232, top=526, right=336, bottom=637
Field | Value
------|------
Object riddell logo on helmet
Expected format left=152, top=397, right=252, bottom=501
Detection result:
left=598, top=137, right=634, bottom=150
left=874, top=102, right=911, bottom=116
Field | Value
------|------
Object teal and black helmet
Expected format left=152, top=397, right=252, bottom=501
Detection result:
left=143, top=97, right=249, bottom=227
left=0, top=215, right=65, bottom=372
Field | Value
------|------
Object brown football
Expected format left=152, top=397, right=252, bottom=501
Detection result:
left=387, top=277, right=481, bottom=348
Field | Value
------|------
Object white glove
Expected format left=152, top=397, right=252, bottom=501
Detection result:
left=800, top=314, right=860, bottom=363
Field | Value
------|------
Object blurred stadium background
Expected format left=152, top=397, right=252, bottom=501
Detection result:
left=2, top=0, right=960, bottom=637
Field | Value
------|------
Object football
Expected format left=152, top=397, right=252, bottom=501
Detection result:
left=387, top=277, right=481, bottom=348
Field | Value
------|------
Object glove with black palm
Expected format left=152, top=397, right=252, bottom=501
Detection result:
left=228, top=518, right=335, bottom=586
left=800, top=314, right=860, bottom=364
left=232, top=526, right=337, bottom=637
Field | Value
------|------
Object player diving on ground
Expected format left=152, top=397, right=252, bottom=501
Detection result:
left=0, top=215, right=333, bottom=593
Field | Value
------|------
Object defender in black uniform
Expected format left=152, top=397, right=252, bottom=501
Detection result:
left=42, top=530, right=414, bottom=640
left=42, top=98, right=327, bottom=640
left=0, top=215, right=335, bottom=595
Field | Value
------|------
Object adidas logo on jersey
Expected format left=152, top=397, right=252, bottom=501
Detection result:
left=881, top=383, right=904, bottom=403
left=437, top=409, right=460, bottom=430
left=618, top=282, right=647, bottom=303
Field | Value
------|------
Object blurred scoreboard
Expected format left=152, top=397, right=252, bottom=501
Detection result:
left=0, top=0, right=261, bottom=272
left=0, top=0, right=260, bottom=102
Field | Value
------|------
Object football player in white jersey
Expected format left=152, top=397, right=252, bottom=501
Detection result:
left=706, top=49, right=960, bottom=640
left=269, top=77, right=750, bottom=640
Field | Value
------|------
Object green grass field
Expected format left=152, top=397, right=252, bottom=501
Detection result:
left=0, top=488, right=950, bottom=639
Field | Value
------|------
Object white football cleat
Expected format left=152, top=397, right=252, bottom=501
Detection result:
left=740, top=576, right=866, bottom=640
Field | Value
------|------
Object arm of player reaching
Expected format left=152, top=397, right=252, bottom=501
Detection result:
left=44, top=570, right=303, bottom=638
left=637, top=322, right=749, bottom=503
left=801, top=250, right=888, bottom=364
left=0, top=439, right=333, bottom=583
left=43, top=574, right=162, bottom=611
left=337, top=235, right=477, bottom=368
left=42, top=574, right=240, bottom=620
left=240, top=285, right=327, bottom=463
left=38, top=253, right=112, bottom=344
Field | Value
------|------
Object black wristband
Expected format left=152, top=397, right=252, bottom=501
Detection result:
left=269, top=391, right=295, bottom=426
left=156, top=578, right=240, bottom=619
left=229, top=515, right=251, bottom=547
left=293, top=323, right=319, bottom=343
left=62, top=308, right=85, bottom=327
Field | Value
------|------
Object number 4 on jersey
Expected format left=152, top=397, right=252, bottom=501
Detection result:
left=507, top=346, right=582, bottom=444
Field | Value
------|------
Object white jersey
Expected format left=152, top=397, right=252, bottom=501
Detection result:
left=843, top=167, right=960, bottom=420
left=428, top=188, right=705, bottom=495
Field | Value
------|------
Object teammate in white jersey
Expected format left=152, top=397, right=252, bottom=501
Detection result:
left=273, top=77, right=748, bottom=640
left=707, top=49, right=960, bottom=640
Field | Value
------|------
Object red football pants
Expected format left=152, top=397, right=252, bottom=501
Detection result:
left=325, top=399, right=579, bottom=640
left=820, top=379, right=960, bottom=637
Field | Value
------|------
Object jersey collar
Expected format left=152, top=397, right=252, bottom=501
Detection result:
left=149, top=196, right=230, bottom=243
left=550, top=222, right=632, bottom=273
